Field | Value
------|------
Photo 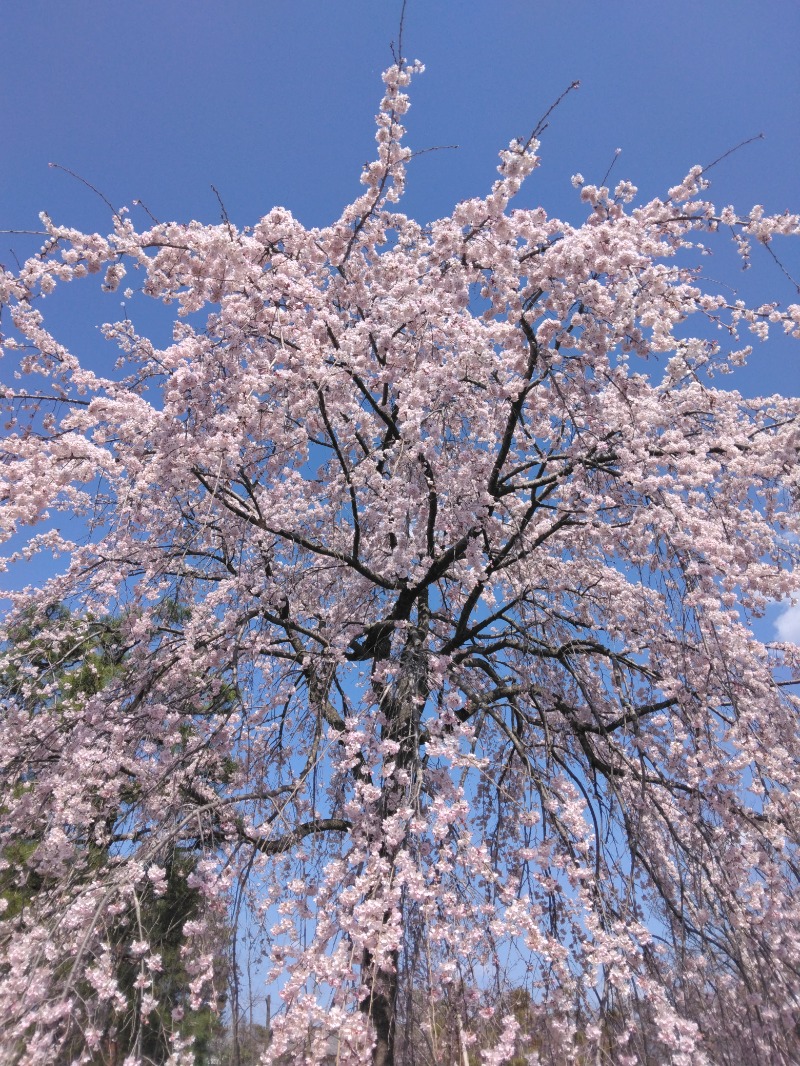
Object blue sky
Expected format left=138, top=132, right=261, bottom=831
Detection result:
left=3, top=2, right=798, bottom=245
left=1, top=0, right=799, bottom=630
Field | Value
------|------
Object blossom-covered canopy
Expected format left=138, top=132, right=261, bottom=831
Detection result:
left=1, top=62, right=799, bottom=1065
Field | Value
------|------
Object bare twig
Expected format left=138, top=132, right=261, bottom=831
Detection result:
left=407, top=144, right=460, bottom=161
left=132, top=198, right=160, bottom=225
left=761, top=240, right=800, bottom=294
left=529, top=79, right=581, bottom=143
left=601, top=147, right=623, bottom=187
left=211, top=184, right=236, bottom=242
left=391, top=0, right=408, bottom=65
left=48, top=163, right=123, bottom=225
left=702, top=133, right=764, bottom=176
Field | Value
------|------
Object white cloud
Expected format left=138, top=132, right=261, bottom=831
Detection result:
left=774, top=599, right=800, bottom=644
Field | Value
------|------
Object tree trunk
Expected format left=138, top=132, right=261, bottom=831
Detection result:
left=458, top=1018, right=471, bottom=1066
left=361, top=942, right=400, bottom=1066
left=362, top=603, right=429, bottom=1066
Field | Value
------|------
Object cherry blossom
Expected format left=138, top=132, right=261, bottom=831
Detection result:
left=1, top=59, right=799, bottom=1065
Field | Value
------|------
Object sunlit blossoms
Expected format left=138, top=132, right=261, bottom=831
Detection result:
left=1, top=60, right=799, bottom=1065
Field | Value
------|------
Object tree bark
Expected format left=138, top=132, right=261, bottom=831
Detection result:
left=362, top=602, right=429, bottom=1066
left=361, top=942, right=400, bottom=1066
